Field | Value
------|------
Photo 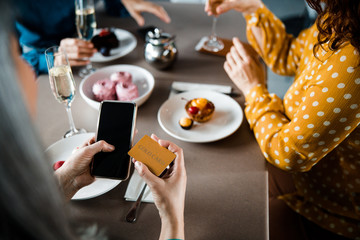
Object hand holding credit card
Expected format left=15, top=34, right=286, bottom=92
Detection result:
left=128, top=135, right=176, bottom=176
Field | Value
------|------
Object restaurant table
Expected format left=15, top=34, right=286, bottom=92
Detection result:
left=36, top=2, right=268, bottom=240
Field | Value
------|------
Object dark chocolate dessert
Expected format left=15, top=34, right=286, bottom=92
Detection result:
left=91, top=28, right=119, bottom=56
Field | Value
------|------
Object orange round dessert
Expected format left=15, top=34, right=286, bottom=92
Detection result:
left=185, top=98, right=215, bottom=122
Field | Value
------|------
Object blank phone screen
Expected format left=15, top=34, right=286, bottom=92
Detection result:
left=92, top=101, right=136, bottom=180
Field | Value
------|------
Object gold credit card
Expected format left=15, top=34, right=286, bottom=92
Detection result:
left=128, top=135, right=176, bottom=176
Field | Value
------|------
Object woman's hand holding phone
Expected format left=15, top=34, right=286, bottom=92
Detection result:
left=54, top=137, right=115, bottom=201
left=133, top=134, right=187, bottom=240
left=55, top=132, right=187, bottom=240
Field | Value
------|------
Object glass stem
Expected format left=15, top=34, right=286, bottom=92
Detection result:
left=86, top=61, right=93, bottom=70
left=210, top=17, right=218, bottom=41
left=65, top=106, right=78, bottom=133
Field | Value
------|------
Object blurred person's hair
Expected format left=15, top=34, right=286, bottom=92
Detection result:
left=306, top=0, right=360, bottom=55
left=0, top=1, right=100, bottom=239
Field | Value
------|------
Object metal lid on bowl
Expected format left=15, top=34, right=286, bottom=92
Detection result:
left=145, top=28, right=175, bottom=45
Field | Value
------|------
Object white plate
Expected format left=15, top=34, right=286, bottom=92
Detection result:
left=158, top=90, right=243, bottom=143
left=90, top=28, right=137, bottom=62
left=80, top=64, right=155, bottom=110
left=45, top=133, right=121, bottom=200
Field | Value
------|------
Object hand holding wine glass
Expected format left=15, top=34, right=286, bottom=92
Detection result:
left=203, top=0, right=224, bottom=53
left=75, top=0, right=97, bottom=78
left=59, top=38, right=96, bottom=67
left=45, top=46, right=86, bottom=138
left=205, top=0, right=262, bottom=16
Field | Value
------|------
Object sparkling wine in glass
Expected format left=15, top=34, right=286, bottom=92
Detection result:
left=203, top=0, right=224, bottom=52
left=45, top=46, right=86, bottom=138
left=75, top=0, right=97, bottom=78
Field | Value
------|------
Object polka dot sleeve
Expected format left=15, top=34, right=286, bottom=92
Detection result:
left=244, top=4, right=308, bottom=76
left=245, top=44, right=360, bottom=172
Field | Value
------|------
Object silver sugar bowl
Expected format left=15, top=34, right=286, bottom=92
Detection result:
left=144, top=28, right=178, bottom=70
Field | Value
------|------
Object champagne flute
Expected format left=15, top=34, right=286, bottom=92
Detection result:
left=203, top=0, right=224, bottom=52
left=75, top=0, right=97, bottom=78
left=45, top=46, right=86, bottom=138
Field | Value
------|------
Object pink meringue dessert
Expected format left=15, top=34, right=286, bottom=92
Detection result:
left=92, top=79, right=116, bottom=101
left=110, top=71, right=132, bottom=85
left=92, top=71, right=139, bottom=102
left=116, top=82, right=139, bottom=101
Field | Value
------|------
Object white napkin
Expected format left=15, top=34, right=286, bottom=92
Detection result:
left=171, top=81, right=232, bottom=97
left=124, top=170, right=154, bottom=203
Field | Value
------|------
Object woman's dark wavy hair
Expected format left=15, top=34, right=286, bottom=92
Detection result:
left=306, top=0, right=360, bottom=54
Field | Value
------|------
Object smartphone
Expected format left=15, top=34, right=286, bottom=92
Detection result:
left=91, top=101, right=137, bottom=180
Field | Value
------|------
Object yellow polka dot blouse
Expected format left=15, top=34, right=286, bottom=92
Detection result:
left=244, top=5, right=360, bottom=239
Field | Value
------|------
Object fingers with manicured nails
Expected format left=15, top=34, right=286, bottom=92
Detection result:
left=166, top=141, right=181, bottom=156
left=151, top=133, right=160, bottom=142
left=134, top=160, right=160, bottom=187
left=158, top=139, right=172, bottom=149
left=150, top=134, right=177, bottom=151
